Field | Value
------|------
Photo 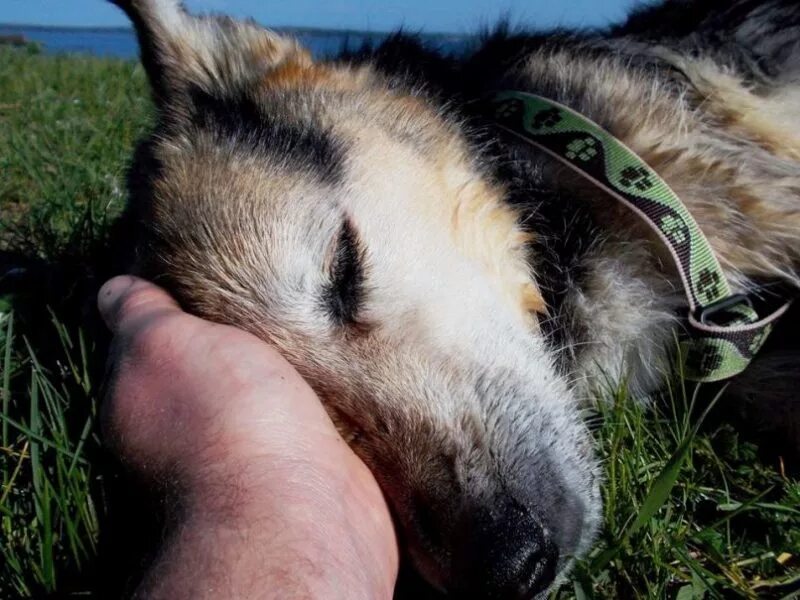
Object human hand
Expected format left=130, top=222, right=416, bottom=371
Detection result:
left=98, top=275, right=398, bottom=599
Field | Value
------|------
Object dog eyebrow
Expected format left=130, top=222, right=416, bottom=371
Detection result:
left=323, top=218, right=366, bottom=327
left=186, top=86, right=346, bottom=184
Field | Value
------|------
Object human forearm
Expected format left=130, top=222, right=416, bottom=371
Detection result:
left=137, top=468, right=395, bottom=599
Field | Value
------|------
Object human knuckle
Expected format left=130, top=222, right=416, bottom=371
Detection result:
left=116, top=285, right=162, bottom=318
left=128, top=316, right=179, bottom=362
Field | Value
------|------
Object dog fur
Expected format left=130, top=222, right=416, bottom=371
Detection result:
left=111, top=0, right=800, bottom=596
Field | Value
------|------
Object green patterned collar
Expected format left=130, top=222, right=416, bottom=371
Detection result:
left=489, top=90, right=792, bottom=382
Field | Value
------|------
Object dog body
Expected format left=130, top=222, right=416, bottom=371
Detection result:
left=468, top=4, right=800, bottom=397
left=113, top=0, right=800, bottom=596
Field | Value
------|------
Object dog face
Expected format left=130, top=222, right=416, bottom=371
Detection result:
left=115, top=1, right=601, bottom=595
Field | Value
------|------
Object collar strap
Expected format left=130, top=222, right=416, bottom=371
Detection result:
left=488, top=90, right=792, bottom=382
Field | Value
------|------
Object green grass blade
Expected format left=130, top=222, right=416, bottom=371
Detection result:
left=1, top=313, right=12, bottom=449
left=628, top=434, right=695, bottom=537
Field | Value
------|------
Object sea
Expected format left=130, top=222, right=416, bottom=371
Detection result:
left=0, top=24, right=469, bottom=59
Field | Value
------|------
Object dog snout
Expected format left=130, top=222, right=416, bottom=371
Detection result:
left=451, top=500, right=559, bottom=599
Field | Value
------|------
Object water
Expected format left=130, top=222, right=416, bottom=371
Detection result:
left=0, top=24, right=468, bottom=60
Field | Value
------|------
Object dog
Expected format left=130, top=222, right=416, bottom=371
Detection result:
left=110, top=0, right=800, bottom=596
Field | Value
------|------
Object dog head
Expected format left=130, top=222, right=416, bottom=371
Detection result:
left=113, top=1, right=601, bottom=596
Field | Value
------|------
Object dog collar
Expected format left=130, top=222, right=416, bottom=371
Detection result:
left=488, top=90, right=793, bottom=383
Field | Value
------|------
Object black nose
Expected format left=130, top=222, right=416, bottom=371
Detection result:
left=451, top=501, right=558, bottom=599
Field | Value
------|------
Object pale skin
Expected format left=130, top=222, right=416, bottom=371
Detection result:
left=98, top=275, right=399, bottom=599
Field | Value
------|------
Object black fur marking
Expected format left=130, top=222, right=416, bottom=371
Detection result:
left=340, top=32, right=462, bottom=97
left=614, top=0, right=800, bottom=41
left=324, top=219, right=366, bottom=326
left=614, top=0, right=800, bottom=82
left=188, top=87, right=345, bottom=184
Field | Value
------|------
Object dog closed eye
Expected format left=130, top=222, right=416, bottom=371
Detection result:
left=324, top=219, right=366, bottom=327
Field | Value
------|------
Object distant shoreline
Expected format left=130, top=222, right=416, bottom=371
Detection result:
left=0, top=22, right=467, bottom=40
left=0, top=23, right=472, bottom=60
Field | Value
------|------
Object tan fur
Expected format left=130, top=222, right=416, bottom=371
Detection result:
left=674, top=55, right=800, bottom=160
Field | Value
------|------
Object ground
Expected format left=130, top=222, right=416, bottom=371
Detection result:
left=0, top=46, right=799, bottom=599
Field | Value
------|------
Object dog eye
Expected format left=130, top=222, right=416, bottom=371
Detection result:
left=324, top=220, right=365, bottom=326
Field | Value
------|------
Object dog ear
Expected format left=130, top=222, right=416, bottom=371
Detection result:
left=109, top=0, right=311, bottom=107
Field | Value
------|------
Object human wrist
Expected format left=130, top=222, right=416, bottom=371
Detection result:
left=171, top=453, right=398, bottom=600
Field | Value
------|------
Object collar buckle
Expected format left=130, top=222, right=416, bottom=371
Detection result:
left=698, top=294, right=753, bottom=326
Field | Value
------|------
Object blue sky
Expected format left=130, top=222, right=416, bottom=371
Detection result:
left=1, top=0, right=638, bottom=33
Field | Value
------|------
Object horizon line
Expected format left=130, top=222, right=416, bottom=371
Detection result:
left=0, top=21, right=472, bottom=38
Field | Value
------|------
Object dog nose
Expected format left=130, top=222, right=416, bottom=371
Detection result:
left=451, top=500, right=558, bottom=599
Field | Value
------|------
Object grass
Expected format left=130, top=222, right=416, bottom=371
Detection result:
left=567, top=382, right=800, bottom=599
left=0, top=46, right=151, bottom=597
left=0, top=46, right=798, bottom=599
